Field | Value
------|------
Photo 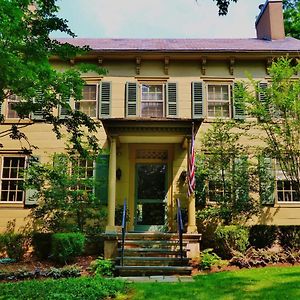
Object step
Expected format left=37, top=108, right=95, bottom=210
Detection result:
left=116, top=256, right=189, bottom=266
left=119, top=240, right=188, bottom=245
left=115, top=265, right=193, bottom=276
left=118, top=248, right=187, bottom=254
left=116, top=256, right=189, bottom=262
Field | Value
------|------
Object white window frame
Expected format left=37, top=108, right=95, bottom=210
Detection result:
left=0, top=155, right=27, bottom=204
left=75, top=83, right=98, bottom=118
left=140, top=83, right=165, bottom=118
left=206, top=83, right=232, bottom=119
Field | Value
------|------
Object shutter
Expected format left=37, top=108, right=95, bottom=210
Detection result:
left=126, top=82, right=138, bottom=117
left=25, top=156, right=40, bottom=206
left=166, top=82, right=177, bottom=117
left=59, top=96, right=70, bottom=119
left=95, top=154, right=109, bottom=204
left=258, top=82, right=268, bottom=105
left=192, top=81, right=205, bottom=119
left=258, top=156, right=275, bottom=205
left=99, top=82, right=111, bottom=118
left=233, top=82, right=245, bottom=120
left=234, top=155, right=249, bottom=203
left=31, top=89, right=44, bottom=120
left=0, top=100, right=3, bottom=121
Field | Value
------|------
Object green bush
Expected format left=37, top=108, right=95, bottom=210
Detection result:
left=249, top=225, right=278, bottom=249
left=0, top=235, right=5, bottom=254
left=84, top=234, right=104, bottom=256
left=215, top=225, right=249, bottom=259
left=3, top=233, right=27, bottom=261
left=89, top=257, right=115, bottom=277
left=32, top=233, right=53, bottom=260
left=51, top=233, right=85, bottom=264
left=199, top=248, right=222, bottom=270
left=278, top=226, right=300, bottom=249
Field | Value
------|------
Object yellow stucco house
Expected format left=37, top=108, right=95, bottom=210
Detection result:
left=0, top=0, right=300, bottom=242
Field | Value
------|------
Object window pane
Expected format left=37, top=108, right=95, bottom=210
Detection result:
left=141, top=102, right=163, bottom=118
left=76, top=101, right=96, bottom=117
left=83, top=85, right=97, bottom=100
left=208, top=103, right=229, bottom=118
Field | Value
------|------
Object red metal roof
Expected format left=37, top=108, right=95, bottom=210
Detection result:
left=56, top=37, right=300, bottom=52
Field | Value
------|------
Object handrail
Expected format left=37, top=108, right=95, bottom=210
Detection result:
left=176, top=198, right=184, bottom=260
left=121, top=198, right=127, bottom=267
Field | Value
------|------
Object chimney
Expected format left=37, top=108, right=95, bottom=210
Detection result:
left=255, top=0, right=285, bottom=40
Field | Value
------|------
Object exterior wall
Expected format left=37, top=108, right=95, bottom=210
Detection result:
left=1, top=54, right=300, bottom=232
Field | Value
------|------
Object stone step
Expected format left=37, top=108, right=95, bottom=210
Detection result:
left=116, top=265, right=193, bottom=276
left=116, top=256, right=189, bottom=266
left=119, top=239, right=187, bottom=245
left=118, top=248, right=187, bottom=255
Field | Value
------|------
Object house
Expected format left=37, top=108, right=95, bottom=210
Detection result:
left=0, top=0, right=300, bottom=247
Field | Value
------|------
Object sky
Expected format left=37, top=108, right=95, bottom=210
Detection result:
left=55, top=0, right=265, bottom=39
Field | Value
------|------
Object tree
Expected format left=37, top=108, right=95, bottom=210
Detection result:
left=195, top=119, right=259, bottom=225
left=283, top=0, right=300, bottom=39
left=238, top=58, right=300, bottom=201
left=26, top=151, right=107, bottom=233
left=0, top=0, right=105, bottom=153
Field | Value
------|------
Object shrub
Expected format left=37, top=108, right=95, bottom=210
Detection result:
left=89, top=257, right=115, bottom=277
left=278, top=226, right=300, bottom=249
left=32, top=233, right=53, bottom=260
left=249, top=225, right=278, bottom=249
left=3, top=234, right=27, bottom=261
left=51, top=233, right=85, bottom=264
left=199, top=248, right=222, bottom=270
left=215, top=225, right=249, bottom=259
left=0, top=235, right=5, bottom=255
left=84, top=234, right=104, bottom=256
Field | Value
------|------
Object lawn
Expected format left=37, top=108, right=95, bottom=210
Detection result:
left=132, top=266, right=300, bottom=300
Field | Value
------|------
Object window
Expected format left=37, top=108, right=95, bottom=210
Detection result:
left=208, top=180, right=224, bottom=203
left=75, top=84, right=97, bottom=117
left=71, top=158, right=94, bottom=192
left=207, top=84, right=231, bottom=118
left=6, top=94, right=22, bottom=119
left=0, top=157, right=26, bottom=203
left=141, top=84, right=164, bottom=117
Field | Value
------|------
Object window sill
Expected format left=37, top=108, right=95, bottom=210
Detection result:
left=274, top=203, right=300, bottom=208
left=0, top=203, right=24, bottom=209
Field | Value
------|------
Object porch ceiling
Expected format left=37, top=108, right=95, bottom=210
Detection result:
left=101, top=118, right=202, bottom=144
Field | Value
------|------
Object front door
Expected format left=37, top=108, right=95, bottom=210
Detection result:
left=135, top=164, right=167, bottom=231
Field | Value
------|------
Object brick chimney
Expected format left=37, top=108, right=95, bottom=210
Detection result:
left=256, top=0, right=285, bottom=40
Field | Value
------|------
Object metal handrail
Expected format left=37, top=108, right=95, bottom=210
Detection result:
left=176, top=198, right=184, bottom=260
left=121, top=198, right=127, bottom=266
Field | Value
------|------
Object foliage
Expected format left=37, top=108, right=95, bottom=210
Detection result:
left=283, top=0, right=300, bottom=39
left=199, top=248, right=222, bottom=270
left=0, top=265, right=81, bottom=281
left=0, top=0, right=105, bottom=152
left=0, top=276, right=127, bottom=300
left=51, top=233, right=85, bottom=264
left=249, top=225, right=278, bottom=249
left=214, top=225, right=249, bottom=258
left=278, top=226, right=300, bottom=249
left=84, top=234, right=105, bottom=256
left=132, top=266, right=300, bottom=300
left=32, top=232, right=53, bottom=260
left=26, top=152, right=107, bottom=233
left=195, top=0, right=238, bottom=15
left=89, top=257, right=115, bottom=277
left=230, top=247, right=300, bottom=268
left=195, top=119, right=259, bottom=225
left=239, top=58, right=300, bottom=200
left=2, top=233, right=28, bottom=261
left=115, top=204, right=131, bottom=226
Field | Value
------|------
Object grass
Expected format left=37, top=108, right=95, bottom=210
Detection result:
left=0, top=276, right=127, bottom=300
left=132, top=266, right=300, bottom=300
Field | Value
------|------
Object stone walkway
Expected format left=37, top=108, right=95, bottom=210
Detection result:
left=117, top=275, right=195, bottom=283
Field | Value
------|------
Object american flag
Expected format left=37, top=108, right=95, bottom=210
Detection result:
left=188, top=126, right=195, bottom=197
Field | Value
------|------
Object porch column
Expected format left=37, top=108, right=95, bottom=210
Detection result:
left=106, top=136, right=117, bottom=233
left=187, top=137, right=198, bottom=233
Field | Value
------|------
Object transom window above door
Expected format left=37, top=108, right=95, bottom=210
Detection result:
left=141, top=84, right=164, bottom=118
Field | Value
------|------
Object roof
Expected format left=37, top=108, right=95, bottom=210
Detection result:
left=56, top=38, right=300, bottom=53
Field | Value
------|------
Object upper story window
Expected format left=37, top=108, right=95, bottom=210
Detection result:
left=75, top=84, right=97, bottom=118
left=0, top=156, right=26, bottom=203
left=207, top=84, right=231, bottom=118
left=6, top=94, right=22, bottom=119
left=141, top=84, right=164, bottom=118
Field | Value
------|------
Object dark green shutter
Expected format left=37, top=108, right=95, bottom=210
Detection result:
left=258, top=156, right=275, bottom=205
left=59, top=96, right=70, bottom=119
left=99, top=82, right=111, bottom=118
left=126, top=82, right=138, bottom=117
left=95, top=154, right=109, bottom=204
left=192, top=81, right=205, bottom=119
left=233, top=82, right=245, bottom=120
left=32, top=89, right=44, bottom=120
left=166, top=82, right=177, bottom=117
left=234, top=155, right=249, bottom=203
left=25, top=156, right=40, bottom=206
